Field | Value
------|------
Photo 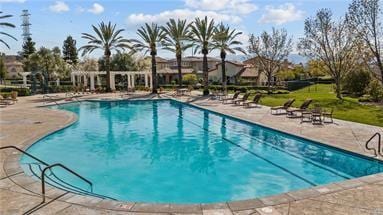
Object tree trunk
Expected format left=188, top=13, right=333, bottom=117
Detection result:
left=177, top=54, right=182, bottom=87
left=151, top=54, right=158, bottom=94
left=267, top=72, right=272, bottom=94
left=105, top=54, right=111, bottom=92
left=221, top=52, right=227, bottom=93
left=202, top=51, right=209, bottom=96
left=335, top=77, right=342, bottom=99
left=376, top=56, right=383, bottom=84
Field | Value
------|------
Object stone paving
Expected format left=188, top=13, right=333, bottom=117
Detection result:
left=0, top=92, right=383, bottom=214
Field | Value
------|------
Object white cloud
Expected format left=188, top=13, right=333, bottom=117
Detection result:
left=127, top=9, right=241, bottom=26
left=259, top=3, right=305, bottom=25
left=49, top=1, right=69, bottom=13
left=185, top=0, right=257, bottom=15
left=87, top=3, right=104, bottom=15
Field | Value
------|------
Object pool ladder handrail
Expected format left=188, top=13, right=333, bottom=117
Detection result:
left=0, top=146, right=93, bottom=203
left=365, top=133, right=382, bottom=157
left=41, top=163, right=93, bottom=203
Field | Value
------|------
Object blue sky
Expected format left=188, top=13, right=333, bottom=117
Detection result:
left=1, top=0, right=351, bottom=58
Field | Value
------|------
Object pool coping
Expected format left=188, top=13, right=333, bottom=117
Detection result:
left=2, top=97, right=383, bottom=214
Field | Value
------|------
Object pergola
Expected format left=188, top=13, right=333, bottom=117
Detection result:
left=70, top=71, right=153, bottom=90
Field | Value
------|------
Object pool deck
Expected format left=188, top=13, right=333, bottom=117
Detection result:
left=0, top=91, right=383, bottom=214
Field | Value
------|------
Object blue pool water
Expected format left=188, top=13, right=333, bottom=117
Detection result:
left=21, top=99, right=383, bottom=203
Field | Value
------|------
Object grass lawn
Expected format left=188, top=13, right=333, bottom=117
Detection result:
left=255, top=84, right=383, bottom=127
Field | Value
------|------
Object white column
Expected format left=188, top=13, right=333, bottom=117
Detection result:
left=131, top=74, right=135, bottom=88
left=110, top=73, right=116, bottom=90
left=77, top=75, right=81, bottom=86
left=71, top=73, right=75, bottom=86
left=145, top=74, right=149, bottom=88
left=83, top=75, right=88, bottom=87
left=90, top=73, right=95, bottom=90
left=22, top=75, right=27, bottom=87
left=56, top=79, right=60, bottom=86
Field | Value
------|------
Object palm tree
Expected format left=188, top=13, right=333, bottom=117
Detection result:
left=212, top=23, right=246, bottom=93
left=162, top=19, right=192, bottom=87
left=80, top=21, right=132, bottom=91
left=0, top=11, right=17, bottom=49
left=133, top=23, right=165, bottom=94
left=189, top=16, right=215, bottom=96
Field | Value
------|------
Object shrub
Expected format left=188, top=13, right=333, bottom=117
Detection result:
left=286, top=81, right=313, bottom=91
left=342, top=69, right=371, bottom=96
left=182, top=74, right=198, bottom=85
left=367, top=79, right=383, bottom=102
left=0, top=87, right=31, bottom=96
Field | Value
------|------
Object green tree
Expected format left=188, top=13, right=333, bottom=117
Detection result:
left=80, top=22, right=133, bottom=91
left=212, top=23, right=246, bottom=93
left=162, top=19, right=192, bottom=87
left=20, top=37, right=36, bottom=72
left=62, top=35, right=78, bottom=65
left=298, top=9, right=357, bottom=99
left=0, top=55, right=6, bottom=83
left=0, top=11, right=17, bottom=49
left=248, top=28, right=293, bottom=94
left=99, top=53, right=138, bottom=71
left=133, top=23, right=166, bottom=94
left=346, top=0, right=382, bottom=83
left=307, top=60, right=327, bottom=77
left=189, top=16, right=216, bottom=95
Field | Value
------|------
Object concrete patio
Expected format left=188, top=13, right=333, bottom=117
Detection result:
left=0, top=91, right=382, bottom=214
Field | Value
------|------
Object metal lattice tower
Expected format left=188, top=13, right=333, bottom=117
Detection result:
left=21, top=10, right=31, bottom=42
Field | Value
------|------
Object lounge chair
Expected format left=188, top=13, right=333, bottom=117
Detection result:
left=286, top=99, right=312, bottom=118
left=243, top=94, right=262, bottom=108
left=222, top=91, right=240, bottom=104
left=234, top=92, right=251, bottom=105
left=0, top=95, right=14, bottom=106
left=322, top=108, right=334, bottom=123
left=271, top=99, right=295, bottom=115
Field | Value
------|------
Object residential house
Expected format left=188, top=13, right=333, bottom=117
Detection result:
left=4, top=55, right=24, bottom=79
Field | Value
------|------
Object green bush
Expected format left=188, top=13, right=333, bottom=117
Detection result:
left=0, top=87, right=31, bottom=96
left=367, top=79, right=383, bottom=102
left=286, top=81, right=313, bottom=91
left=182, top=74, right=198, bottom=85
left=342, top=69, right=371, bottom=96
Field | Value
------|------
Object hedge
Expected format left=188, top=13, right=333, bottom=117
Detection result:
left=0, top=87, right=31, bottom=96
left=286, top=81, right=313, bottom=91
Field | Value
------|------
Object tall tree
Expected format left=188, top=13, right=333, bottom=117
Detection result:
left=248, top=28, right=292, bottom=94
left=80, top=22, right=133, bottom=91
left=133, top=23, right=166, bottom=94
left=212, top=23, right=246, bottom=93
left=98, top=53, right=138, bottom=71
left=189, top=16, right=216, bottom=95
left=0, top=11, right=17, bottom=49
left=162, top=19, right=192, bottom=87
left=298, top=9, right=357, bottom=99
left=62, top=35, right=78, bottom=65
left=346, top=0, right=383, bottom=83
left=20, top=37, right=36, bottom=72
left=0, top=55, right=6, bottom=83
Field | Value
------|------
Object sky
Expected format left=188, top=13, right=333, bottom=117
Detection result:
left=0, top=0, right=352, bottom=60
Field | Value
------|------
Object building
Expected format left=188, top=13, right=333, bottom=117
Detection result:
left=146, top=56, right=220, bottom=84
left=4, top=55, right=24, bottom=79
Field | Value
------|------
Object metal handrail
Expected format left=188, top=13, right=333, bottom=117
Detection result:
left=0, top=146, right=49, bottom=166
left=0, top=146, right=94, bottom=203
left=41, top=163, right=93, bottom=203
left=365, top=133, right=382, bottom=157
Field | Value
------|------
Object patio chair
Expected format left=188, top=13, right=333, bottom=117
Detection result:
left=271, top=99, right=295, bottom=115
left=243, top=93, right=262, bottom=108
left=222, top=91, right=240, bottom=104
left=286, top=99, right=313, bottom=118
left=0, top=95, right=14, bottom=106
left=234, top=92, right=251, bottom=105
left=10, top=91, right=18, bottom=103
left=311, top=106, right=323, bottom=124
left=322, top=108, right=334, bottom=123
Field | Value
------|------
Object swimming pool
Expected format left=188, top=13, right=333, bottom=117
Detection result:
left=21, top=99, right=383, bottom=203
